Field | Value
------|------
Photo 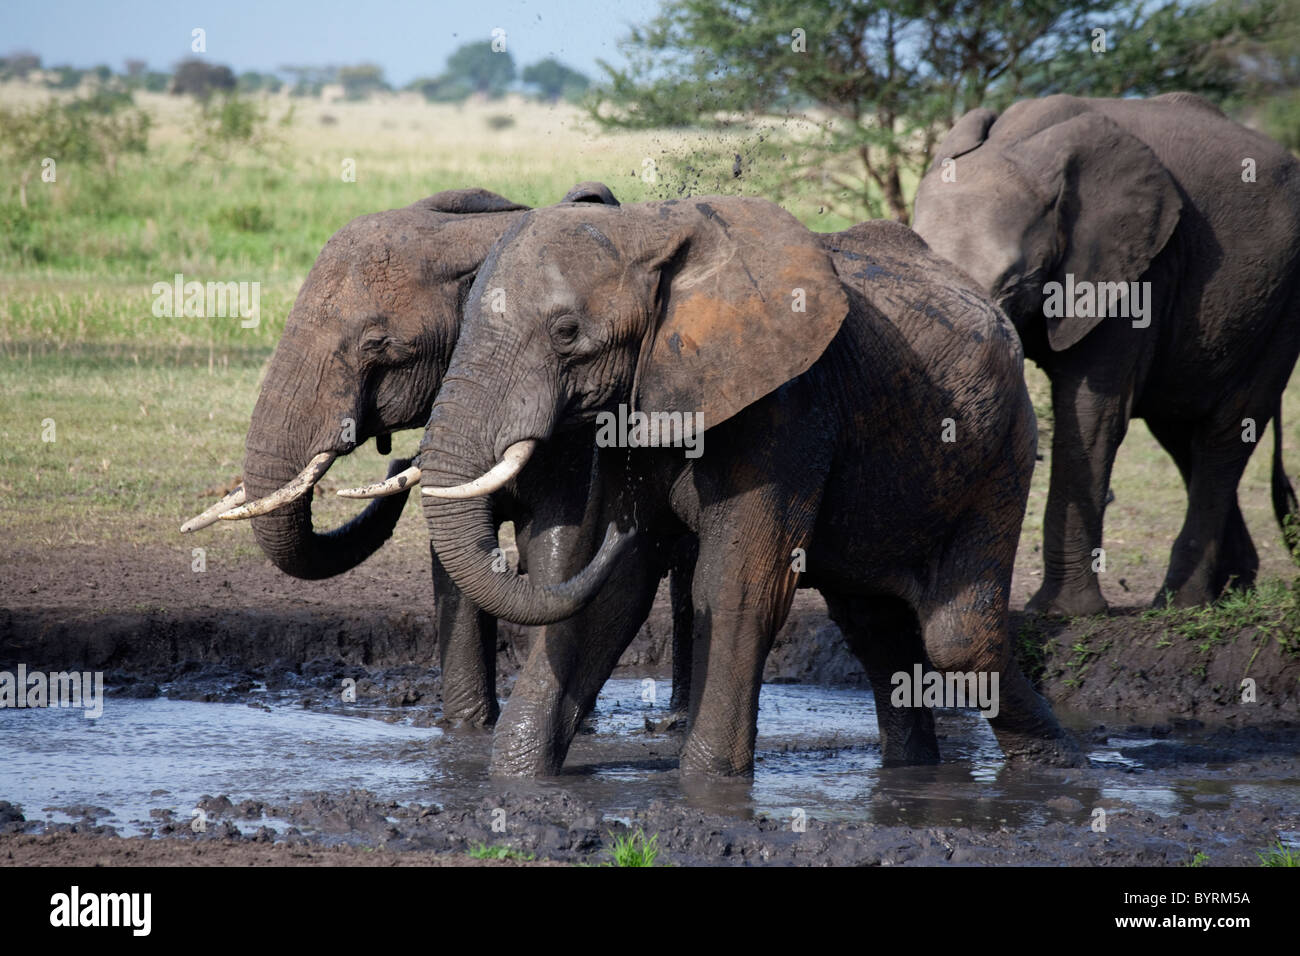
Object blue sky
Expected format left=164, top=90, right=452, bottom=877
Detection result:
left=0, top=0, right=662, bottom=85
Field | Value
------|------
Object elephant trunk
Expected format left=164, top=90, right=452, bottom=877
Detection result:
left=420, top=380, right=630, bottom=625
left=240, top=332, right=408, bottom=580
left=242, top=443, right=411, bottom=581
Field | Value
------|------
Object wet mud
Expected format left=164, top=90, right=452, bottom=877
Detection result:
left=2, top=545, right=1298, bottom=866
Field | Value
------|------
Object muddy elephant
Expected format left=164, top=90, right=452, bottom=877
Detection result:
left=180, top=181, right=680, bottom=727
left=417, top=196, right=1082, bottom=777
left=912, top=93, right=1300, bottom=616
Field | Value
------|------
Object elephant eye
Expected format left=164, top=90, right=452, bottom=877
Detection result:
left=360, top=330, right=392, bottom=353
left=549, top=315, right=582, bottom=352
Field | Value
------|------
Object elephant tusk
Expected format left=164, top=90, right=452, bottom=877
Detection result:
left=218, top=452, right=336, bottom=520
left=422, top=440, right=537, bottom=499
left=180, top=485, right=246, bottom=533
left=336, top=464, right=423, bottom=499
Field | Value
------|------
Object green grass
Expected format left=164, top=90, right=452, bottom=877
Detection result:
left=1141, top=579, right=1300, bottom=660
left=1062, top=629, right=1112, bottom=688
left=0, top=349, right=430, bottom=553
left=1183, top=849, right=1210, bottom=867
left=1014, top=615, right=1053, bottom=684
left=1257, top=839, right=1300, bottom=866
left=0, top=91, right=860, bottom=288
left=603, top=828, right=661, bottom=867
left=467, top=842, right=536, bottom=862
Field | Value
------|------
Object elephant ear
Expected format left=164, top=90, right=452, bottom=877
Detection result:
left=929, top=108, right=998, bottom=171
left=634, top=198, right=849, bottom=430
left=1013, top=112, right=1182, bottom=351
left=417, top=188, right=530, bottom=215
left=561, top=181, right=620, bottom=206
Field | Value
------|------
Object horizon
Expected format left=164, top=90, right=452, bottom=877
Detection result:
left=0, top=0, right=660, bottom=87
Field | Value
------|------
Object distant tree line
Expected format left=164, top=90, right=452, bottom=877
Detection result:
left=0, top=45, right=591, bottom=105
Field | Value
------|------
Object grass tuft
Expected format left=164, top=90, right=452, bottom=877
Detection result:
left=467, top=842, right=536, bottom=862
left=603, top=828, right=661, bottom=867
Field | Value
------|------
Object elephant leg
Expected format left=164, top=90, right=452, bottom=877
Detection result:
left=926, top=450, right=1083, bottom=766
left=1028, top=373, right=1132, bottom=618
left=489, top=532, right=664, bottom=777
left=924, top=585, right=1082, bottom=765
left=1220, top=500, right=1260, bottom=592
left=1152, top=416, right=1258, bottom=607
left=680, top=506, right=814, bottom=777
left=823, top=593, right=939, bottom=765
left=668, top=535, right=698, bottom=715
left=1147, top=417, right=1258, bottom=605
left=431, top=542, right=499, bottom=728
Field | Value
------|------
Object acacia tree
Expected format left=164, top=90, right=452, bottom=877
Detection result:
left=339, top=64, right=388, bottom=100
left=592, top=0, right=1292, bottom=221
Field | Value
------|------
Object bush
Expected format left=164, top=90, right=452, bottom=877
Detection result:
left=1260, top=91, right=1300, bottom=152
left=189, top=93, right=280, bottom=168
left=0, top=91, right=151, bottom=206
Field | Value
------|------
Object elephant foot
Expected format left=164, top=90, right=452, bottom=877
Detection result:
left=488, top=740, right=566, bottom=778
left=998, top=730, right=1088, bottom=768
left=435, top=705, right=499, bottom=731
left=880, top=747, right=942, bottom=768
left=1027, top=582, right=1108, bottom=618
left=644, top=707, right=688, bottom=734
left=679, top=743, right=754, bottom=779
left=1154, top=570, right=1255, bottom=610
left=877, top=710, right=941, bottom=766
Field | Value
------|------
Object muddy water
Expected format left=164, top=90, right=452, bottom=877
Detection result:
left=4, top=679, right=1298, bottom=843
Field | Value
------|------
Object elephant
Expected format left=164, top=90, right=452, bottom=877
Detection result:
left=180, top=181, right=692, bottom=728
left=912, top=92, right=1300, bottom=616
left=415, top=195, right=1083, bottom=777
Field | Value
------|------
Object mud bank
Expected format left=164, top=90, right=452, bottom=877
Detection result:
left=3, top=555, right=1296, bottom=722
left=0, top=545, right=859, bottom=688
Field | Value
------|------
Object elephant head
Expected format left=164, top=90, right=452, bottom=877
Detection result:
left=182, top=183, right=619, bottom=580
left=912, top=95, right=1182, bottom=352
left=417, top=196, right=848, bottom=624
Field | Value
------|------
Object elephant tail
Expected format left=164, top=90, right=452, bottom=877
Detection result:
left=1270, top=398, right=1300, bottom=560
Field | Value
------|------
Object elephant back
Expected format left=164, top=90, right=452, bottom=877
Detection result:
left=820, top=220, right=1023, bottom=378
